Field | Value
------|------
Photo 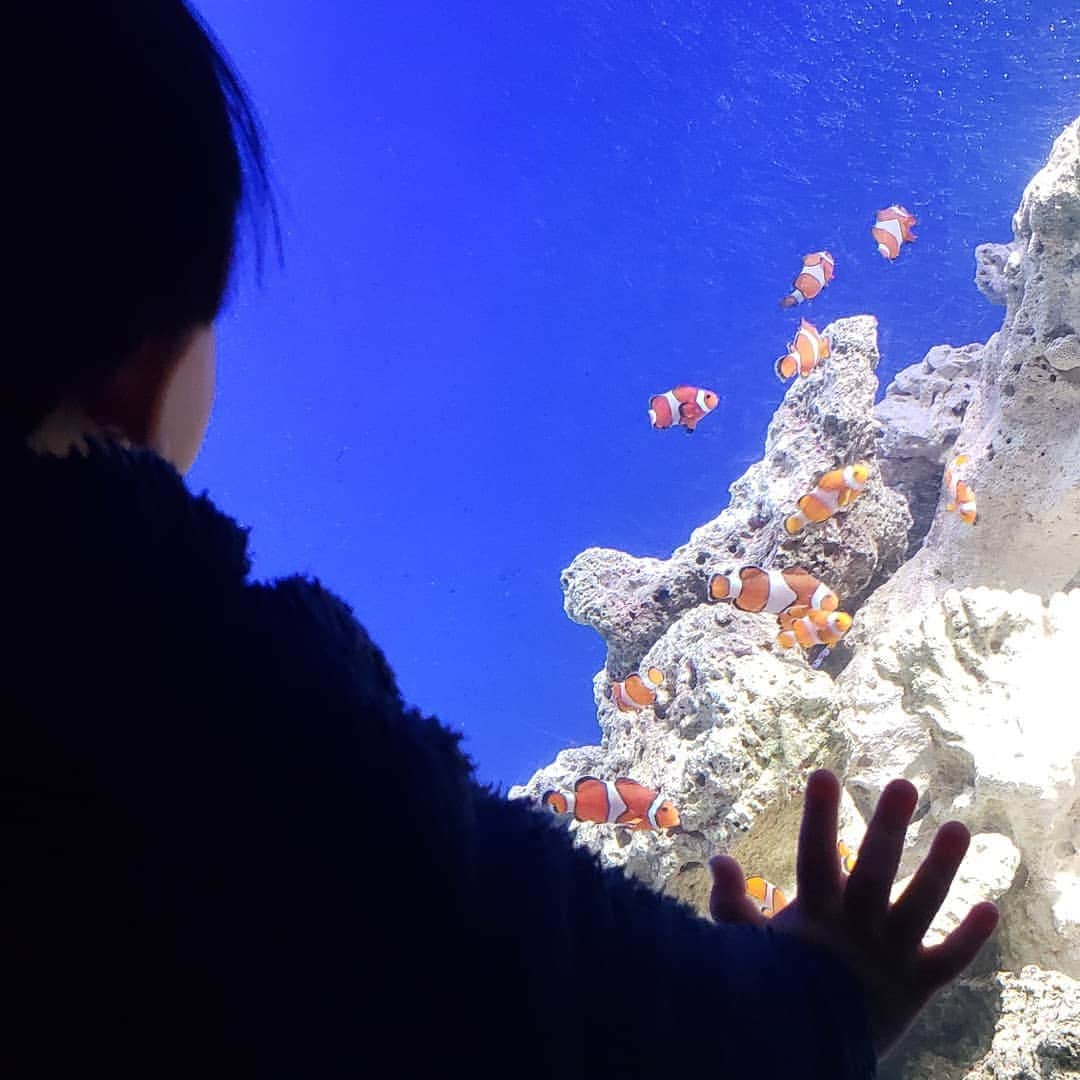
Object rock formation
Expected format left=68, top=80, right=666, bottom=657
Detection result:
left=857, top=116, right=1080, bottom=620
left=511, top=118, right=1080, bottom=1077
left=882, top=966, right=1080, bottom=1080
left=559, top=314, right=912, bottom=678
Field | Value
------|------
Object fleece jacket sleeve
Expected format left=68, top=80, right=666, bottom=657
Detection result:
left=229, top=574, right=878, bottom=1078
left=471, top=789, right=878, bottom=1078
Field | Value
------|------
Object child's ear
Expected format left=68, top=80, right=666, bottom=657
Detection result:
left=153, top=326, right=216, bottom=473
left=84, top=337, right=180, bottom=446
left=83, top=324, right=215, bottom=472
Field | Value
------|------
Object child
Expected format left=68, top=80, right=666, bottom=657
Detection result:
left=4, top=3, right=997, bottom=1076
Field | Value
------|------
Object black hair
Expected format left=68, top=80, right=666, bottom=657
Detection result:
left=5, top=1, right=276, bottom=440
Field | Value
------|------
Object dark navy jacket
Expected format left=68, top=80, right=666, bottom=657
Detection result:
left=4, top=442, right=876, bottom=1077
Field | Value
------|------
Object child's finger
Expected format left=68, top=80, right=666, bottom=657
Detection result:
left=842, top=779, right=918, bottom=934
left=918, top=901, right=999, bottom=991
left=708, top=855, right=767, bottom=927
left=794, top=769, right=842, bottom=917
left=886, top=821, right=970, bottom=949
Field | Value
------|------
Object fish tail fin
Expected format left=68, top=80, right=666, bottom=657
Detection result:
left=784, top=513, right=805, bottom=536
left=779, top=295, right=796, bottom=309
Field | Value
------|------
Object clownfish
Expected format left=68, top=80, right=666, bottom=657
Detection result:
left=707, top=566, right=838, bottom=618
left=611, top=667, right=665, bottom=712
left=837, top=841, right=858, bottom=873
left=872, top=205, right=918, bottom=260
left=779, top=251, right=835, bottom=309
left=746, top=876, right=788, bottom=917
left=784, top=463, right=871, bottom=535
left=649, top=385, right=720, bottom=433
left=943, top=454, right=977, bottom=525
left=541, top=777, right=681, bottom=831
left=776, top=608, right=853, bottom=650
left=776, top=319, right=831, bottom=380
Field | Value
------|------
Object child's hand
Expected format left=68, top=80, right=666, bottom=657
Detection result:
left=708, top=769, right=999, bottom=1058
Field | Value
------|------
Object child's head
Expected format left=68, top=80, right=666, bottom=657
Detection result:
left=8, top=1, right=272, bottom=471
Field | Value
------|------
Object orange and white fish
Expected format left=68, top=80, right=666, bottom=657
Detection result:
left=784, top=463, right=871, bottom=535
left=707, top=566, right=838, bottom=617
left=746, top=876, right=788, bottom=917
left=776, top=319, right=831, bottom=380
left=776, top=608, right=853, bottom=650
left=648, top=385, right=720, bottom=433
left=611, top=667, right=665, bottom=712
left=837, top=841, right=858, bottom=874
left=779, top=251, right=835, bottom=308
left=872, top=205, right=918, bottom=260
left=943, top=454, right=977, bottom=525
left=541, top=777, right=681, bottom=831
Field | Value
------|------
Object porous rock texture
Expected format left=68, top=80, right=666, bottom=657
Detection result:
left=559, top=314, right=912, bottom=678
left=862, top=116, right=1080, bottom=622
left=960, top=967, right=1080, bottom=1080
left=842, top=589, right=1080, bottom=974
left=882, top=966, right=1080, bottom=1080
left=974, top=241, right=1014, bottom=306
left=875, top=342, right=983, bottom=555
left=511, top=118, right=1080, bottom=1077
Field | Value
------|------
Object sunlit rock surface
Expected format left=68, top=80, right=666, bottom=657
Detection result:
left=841, top=588, right=1080, bottom=976
left=512, top=117, right=1080, bottom=1075
left=859, top=117, right=1080, bottom=625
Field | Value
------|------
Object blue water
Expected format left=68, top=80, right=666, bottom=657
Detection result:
left=191, top=1, right=1077, bottom=788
